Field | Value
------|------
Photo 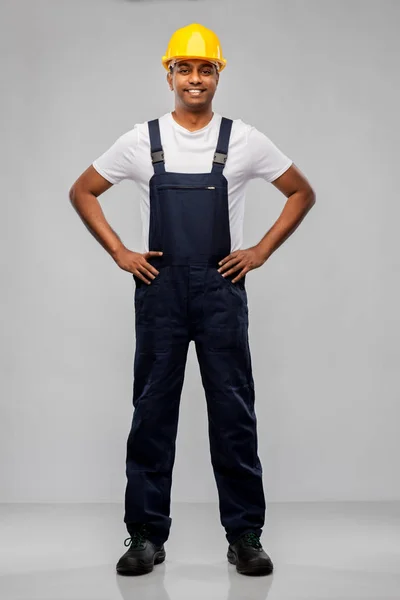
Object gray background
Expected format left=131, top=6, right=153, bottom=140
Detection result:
left=1, top=0, right=398, bottom=504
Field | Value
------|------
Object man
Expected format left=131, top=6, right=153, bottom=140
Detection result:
left=69, top=23, right=315, bottom=577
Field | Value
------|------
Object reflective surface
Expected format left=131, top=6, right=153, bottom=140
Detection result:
left=1, top=502, right=399, bottom=599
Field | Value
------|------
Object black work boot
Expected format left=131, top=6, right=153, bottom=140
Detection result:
left=116, top=525, right=166, bottom=576
left=227, top=532, right=274, bottom=576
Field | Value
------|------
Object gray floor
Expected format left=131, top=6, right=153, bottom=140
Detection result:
left=1, top=501, right=399, bottom=599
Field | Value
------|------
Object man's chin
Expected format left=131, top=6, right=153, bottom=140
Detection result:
left=182, top=102, right=207, bottom=111
left=182, top=96, right=209, bottom=107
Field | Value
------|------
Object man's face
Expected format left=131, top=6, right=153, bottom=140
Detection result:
left=167, top=59, right=219, bottom=109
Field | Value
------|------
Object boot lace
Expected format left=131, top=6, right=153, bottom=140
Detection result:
left=124, top=525, right=149, bottom=549
left=242, top=532, right=262, bottom=549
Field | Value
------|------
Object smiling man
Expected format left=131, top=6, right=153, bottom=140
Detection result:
left=69, top=23, right=315, bottom=577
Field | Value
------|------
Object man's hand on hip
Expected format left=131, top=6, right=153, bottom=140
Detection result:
left=114, top=248, right=163, bottom=284
left=217, top=246, right=266, bottom=283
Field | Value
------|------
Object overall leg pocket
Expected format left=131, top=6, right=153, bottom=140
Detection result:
left=134, top=268, right=172, bottom=354
left=134, top=269, right=164, bottom=321
left=204, top=269, right=249, bottom=352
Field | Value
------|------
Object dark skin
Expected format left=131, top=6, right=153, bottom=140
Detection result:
left=69, top=58, right=315, bottom=284
left=218, top=164, right=315, bottom=283
left=166, top=59, right=220, bottom=131
left=69, top=168, right=162, bottom=283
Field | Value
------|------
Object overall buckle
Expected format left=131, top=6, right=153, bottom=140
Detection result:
left=151, top=150, right=164, bottom=164
left=213, top=152, right=227, bottom=165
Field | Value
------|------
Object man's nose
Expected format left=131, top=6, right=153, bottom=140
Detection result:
left=189, top=71, right=202, bottom=84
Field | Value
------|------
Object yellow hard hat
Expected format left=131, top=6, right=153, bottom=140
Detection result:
left=162, top=23, right=227, bottom=72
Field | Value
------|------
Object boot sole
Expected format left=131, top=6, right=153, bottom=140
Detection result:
left=227, top=549, right=273, bottom=576
left=116, top=549, right=166, bottom=576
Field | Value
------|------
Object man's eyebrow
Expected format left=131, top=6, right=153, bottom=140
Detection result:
left=176, top=62, right=214, bottom=68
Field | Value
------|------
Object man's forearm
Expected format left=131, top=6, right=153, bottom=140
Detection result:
left=69, top=190, right=125, bottom=260
left=256, top=190, right=315, bottom=261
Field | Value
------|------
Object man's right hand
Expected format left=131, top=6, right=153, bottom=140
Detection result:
left=113, top=247, right=163, bottom=284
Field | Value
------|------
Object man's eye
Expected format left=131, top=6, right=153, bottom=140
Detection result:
left=179, top=69, right=211, bottom=75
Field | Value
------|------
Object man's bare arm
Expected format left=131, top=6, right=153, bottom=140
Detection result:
left=69, top=165, right=124, bottom=259
left=257, top=163, right=316, bottom=261
left=218, top=164, right=316, bottom=282
left=68, top=166, right=162, bottom=283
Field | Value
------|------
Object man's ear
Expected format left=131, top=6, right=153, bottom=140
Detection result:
left=167, top=72, right=173, bottom=91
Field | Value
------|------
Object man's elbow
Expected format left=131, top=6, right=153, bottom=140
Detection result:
left=69, top=182, right=81, bottom=204
left=305, top=185, right=316, bottom=207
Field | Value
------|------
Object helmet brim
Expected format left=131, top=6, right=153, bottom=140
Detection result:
left=162, top=56, right=226, bottom=72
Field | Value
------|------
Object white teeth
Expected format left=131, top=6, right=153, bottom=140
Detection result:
left=187, top=90, right=202, bottom=93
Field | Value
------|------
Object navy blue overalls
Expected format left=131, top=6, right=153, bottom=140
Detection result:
left=124, top=116, right=266, bottom=547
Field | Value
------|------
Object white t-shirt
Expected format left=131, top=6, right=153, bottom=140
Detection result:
left=92, top=111, right=292, bottom=253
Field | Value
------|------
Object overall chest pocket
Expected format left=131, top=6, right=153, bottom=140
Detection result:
left=154, top=184, right=229, bottom=255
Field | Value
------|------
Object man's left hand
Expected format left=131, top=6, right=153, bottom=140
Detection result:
left=217, top=246, right=267, bottom=283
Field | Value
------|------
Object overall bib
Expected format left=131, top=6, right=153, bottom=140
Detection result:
left=124, top=117, right=266, bottom=547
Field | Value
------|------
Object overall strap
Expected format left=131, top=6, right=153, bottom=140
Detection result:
left=211, top=117, right=233, bottom=174
left=148, top=119, right=166, bottom=175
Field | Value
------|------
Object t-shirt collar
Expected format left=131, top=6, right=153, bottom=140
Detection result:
left=167, top=111, right=218, bottom=134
